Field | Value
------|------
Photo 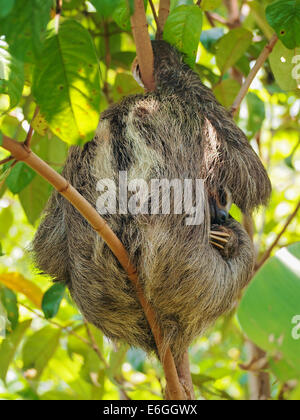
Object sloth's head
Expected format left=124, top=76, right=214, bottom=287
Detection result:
left=209, top=187, right=232, bottom=225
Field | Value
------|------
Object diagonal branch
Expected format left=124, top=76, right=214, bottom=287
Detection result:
left=0, top=134, right=185, bottom=400
left=256, top=199, right=300, bottom=271
left=231, top=34, right=278, bottom=116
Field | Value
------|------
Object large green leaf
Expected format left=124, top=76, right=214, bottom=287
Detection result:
left=216, top=28, right=252, bottom=74
left=0, top=319, right=31, bottom=382
left=163, top=5, right=203, bottom=68
left=0, top=0, right=15, bottom=19
left=33, top=19, right=102, bottom=146
left=246, top=92, right=266, bottom=137
left=5, top=162, right=36, bottom=194
left=266, top=0, right=300, bottom=49
left=201, top=0, right=222, bottom=11
left=0, top=41, right=24, bottom=112
left=22, top=326, right=61, bottom=378
left=0, top=287, right=18, bottom=331
left=42, top=283, right=66, bottom=319
left=213, top=79, right=240, bottom=109
left=269, top=42, right=300, bottom=91
left=0, top=0, right=52, bottom=62
left=90, top=0, right=122, bottom=18
left=237, top=243, right=300, bottom=381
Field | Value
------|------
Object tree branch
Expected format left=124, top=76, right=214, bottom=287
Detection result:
left=0, top=135, right=184, bottom=400
left=156, top=0, right=170, bottom=40
left=24, top=106, right=40, bottom=148
left=256, top=199, right=300, bottom=271
left=231, top=34, right=278, bottom=116
left=130, top=0, right=156, bottom=91
left=149, top=0, right=161, bottom=34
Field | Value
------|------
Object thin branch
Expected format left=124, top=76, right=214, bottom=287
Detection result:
left=149, top=0, right=161, bottom=33
left=231, top=34, right=278, bottom=116
left=0, top=155, right=14, bottom=166
left=56, top=0, right=63, bottom=15
left=24, top=106, right=40, bottom=148
left=131, top=0, right=156, bottom=92
left=156, top=0, right=170, bottom=40
left=20, top=302, right=91, bottom=347
left=224, top=0, right=240, bottom=28
left=1, top=134, right=184, bottom=400
left=84, top=320, right=109, bottom=369
left=256, top=199, right=300, bottom=271
left=205, top=11, right=229, bottom=27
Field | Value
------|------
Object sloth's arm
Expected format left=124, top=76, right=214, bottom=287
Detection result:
left=200, top=97, right=271, bottom=214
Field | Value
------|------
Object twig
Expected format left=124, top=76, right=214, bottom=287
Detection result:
left=156, top=0, right=170, bottom=40
left=56, top=0, right=63, bottom=15
left=20, top=302, right=91, bottom=347
left=205, top=12, right=228, bottom=27
left=0, top=155, right=14, bottom=166
left=131, top=0, right=156, bottom=92
left=84, top=319, right=109, bottom=369
left=1, top=134, right=184, bottom=400
left=24, top=106, right=40, bottom=148
left=231, top=34, right=278, bottom=116
left=149, top=0, right=161, bottom=33
left=256, top=199, right=300, bottom=271
left=224, top=0, right=240, bottom=28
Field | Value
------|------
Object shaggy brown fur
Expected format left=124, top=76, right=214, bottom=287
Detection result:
left=33, top=41, right=271, bottom=362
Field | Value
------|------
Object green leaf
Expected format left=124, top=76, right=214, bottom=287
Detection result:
left=113, top=0, right=147, bottom=31
left=200, top=28, right=224, bottom=53
left=33, top=19, right=102, bottom=146
left=0, top=0, right=52, bottom=62
left=0, top=0, right=15, bottom=19
left=248, top=1, right=274, bottom=40
left=237, top=243, right=300, bottom=381
left=63, top=0, right=84, bottom=10
left=22, top=326, right=61, bottom=378
left=269, top=42, right=300, bottom=91
left=42, top=283, right=66, bottom=319
left=19, top=175, right=51, bottom=225
left=213, top=79, right=240, bottom=109
left=0, top=243, right=4, bottom=256
left=112, top=73, right=143, bottom=101
left=90, top=0, right=122, bottom=18
left=246, top=92, right=266, bottom=137
left=0, top=206, right=14, bottom=237
left=163, top=5, right=203, bottom=68
left=200, top=0, right=222, bottom=11
left=266, top=0, right=300, bottom=49
left=0, top=41, right=24, bottom=112
left=216, top=28, right=252, bottom=74
left=6, top=162, right=36, bottom=194
left=127, top=348, right=146, bottom=372
left=0, top=287, right=18, bottom=331
left=0, top=319, right=31, bottom=382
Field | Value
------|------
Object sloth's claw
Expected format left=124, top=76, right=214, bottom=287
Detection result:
left=210, top=230, right=230, bottom=238
left=210, top=229, right=231, bottom=251
left=210, top=234, right=228, bottom=244
left=210, top=240, right=224, bottom=250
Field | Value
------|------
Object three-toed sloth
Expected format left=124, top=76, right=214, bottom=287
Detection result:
left=33, top=41, right=271, bottom=362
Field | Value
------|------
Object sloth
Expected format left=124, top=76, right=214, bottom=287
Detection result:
left=33, top=41, right=271, bottom=363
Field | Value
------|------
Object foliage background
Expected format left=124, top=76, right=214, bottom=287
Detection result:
left=0, top=0, right=299, bottom=400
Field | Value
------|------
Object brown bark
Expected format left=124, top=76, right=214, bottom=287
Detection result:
left=130, top=0, right=156, bottom=91
left=156, top=0, right=170, bottom=40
